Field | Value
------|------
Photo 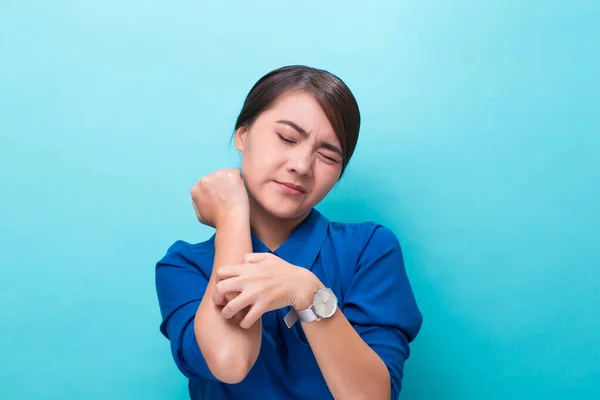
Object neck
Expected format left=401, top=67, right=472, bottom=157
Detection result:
left=248, top=197, right=309, bottom=251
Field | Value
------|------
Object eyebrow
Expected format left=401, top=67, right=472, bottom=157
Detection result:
left=275, top=119, right=344, bottom=158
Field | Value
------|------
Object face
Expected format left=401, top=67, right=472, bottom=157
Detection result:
left=234, top=91, right=344, bottom=220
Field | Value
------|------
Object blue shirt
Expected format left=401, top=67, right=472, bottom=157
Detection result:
left=155, top=208, right=423, bottom=400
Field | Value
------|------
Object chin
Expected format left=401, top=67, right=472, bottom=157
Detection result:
left=257, top=195, right=311, bottom=220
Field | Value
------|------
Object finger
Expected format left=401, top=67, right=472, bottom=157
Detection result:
left=212, top=278, right=228, bottom=306
left=212, top=289, right=227, bottom=306
left=221, top=291, right=254, bottom=320
left=240, top=303, right=265, bottom=329
left=216, top=265, right=242, bottom=280
left=216, top=276, right=246, bottom=295
left=225, top=292, right=238, bottom=303
left=213, top=289, right=237, bottom=306
left=243, top=252, right=271, bottom=264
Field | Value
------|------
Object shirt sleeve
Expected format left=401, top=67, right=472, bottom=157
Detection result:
left=155, top=240, right=218, bottom=381
left=342, top=225, right=423, bottom=399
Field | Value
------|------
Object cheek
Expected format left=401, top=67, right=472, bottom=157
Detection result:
left=311, top=168, right=339, bottom=197
left=241, top=146, right=282, bottom=186
left=253, top=147, right=285, bottom=173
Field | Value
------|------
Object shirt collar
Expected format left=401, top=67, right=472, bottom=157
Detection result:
left=251, top=208, right=329, bottom=269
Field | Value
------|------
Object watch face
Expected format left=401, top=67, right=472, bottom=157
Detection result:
left=314, top=288, right=338, bottom=318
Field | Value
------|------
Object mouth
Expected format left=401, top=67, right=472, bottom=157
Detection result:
left=275, top=181, right=307, bottom=195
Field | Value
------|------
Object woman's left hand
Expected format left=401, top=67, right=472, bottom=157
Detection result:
left=214, top=253, right=322, bottom=329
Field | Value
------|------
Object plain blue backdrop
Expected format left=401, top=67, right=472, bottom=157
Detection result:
left=1, top=1, right=599, bottom=399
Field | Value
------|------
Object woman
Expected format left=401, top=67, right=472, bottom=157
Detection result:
left=155, top=65, right=423, bottom=400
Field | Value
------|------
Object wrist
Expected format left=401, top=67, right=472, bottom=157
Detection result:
left=215, top=210, right=249, bottom=231
left=214, top=215, right=251, bottom=256
left=292, top=268, right=325, bottom=310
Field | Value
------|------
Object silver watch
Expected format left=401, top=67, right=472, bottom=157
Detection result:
left=284, top=287, right=338, bottom=328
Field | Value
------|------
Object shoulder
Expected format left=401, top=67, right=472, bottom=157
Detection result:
left=331, top=220, right=422, bottom=340
left=327, top=219, right=401, bottom=258
left=156, top=236, right=216, bottom=277
left=325, top=219, right=410, bottom=290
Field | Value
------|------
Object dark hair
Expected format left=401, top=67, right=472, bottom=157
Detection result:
left=234, top=65, right=361, bottom=178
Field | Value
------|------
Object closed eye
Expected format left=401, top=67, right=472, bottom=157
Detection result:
left=277, top=133, right=296, bottom=144
left=319, top=153, right=339, bottom=163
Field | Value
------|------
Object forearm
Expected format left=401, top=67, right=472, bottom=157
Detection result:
left=296, top=277, right=390, bottom=400
left=303, top=311, right=390, bottom=399
left=195, top=218, right=261, bottom=383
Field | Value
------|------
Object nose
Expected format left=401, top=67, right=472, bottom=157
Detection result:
left=286, top=146, right=313, bottom=176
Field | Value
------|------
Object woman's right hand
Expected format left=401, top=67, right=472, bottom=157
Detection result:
left=191, top=168, right=250, bottom=307
left=190, top=168, right=250, bottom=229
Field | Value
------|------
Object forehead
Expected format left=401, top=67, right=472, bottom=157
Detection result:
left=261, top=92, right=338, bottom=142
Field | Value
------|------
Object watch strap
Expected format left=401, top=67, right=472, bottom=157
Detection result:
left=284, top=306, right=319, bottom=329
left=283, top=309, right=299, bottom=328
left=297, top=307, right=320, bottom=322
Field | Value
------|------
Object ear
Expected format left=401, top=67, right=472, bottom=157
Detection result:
left=234, top=126, right=248, bottom=152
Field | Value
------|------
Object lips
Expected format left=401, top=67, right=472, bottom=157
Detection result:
left=275, top=181, right=306, bottom=194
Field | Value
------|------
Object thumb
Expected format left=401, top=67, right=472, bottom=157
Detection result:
left=243, top=252, right=272, bottom=264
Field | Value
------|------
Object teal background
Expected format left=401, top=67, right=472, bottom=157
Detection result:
left=1, top=1, right=598, bottom=399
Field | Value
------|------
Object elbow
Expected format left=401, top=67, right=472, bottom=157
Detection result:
left=205, top=347, right=253, bottom=384
left=193, top=310, right=260, bottom=384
